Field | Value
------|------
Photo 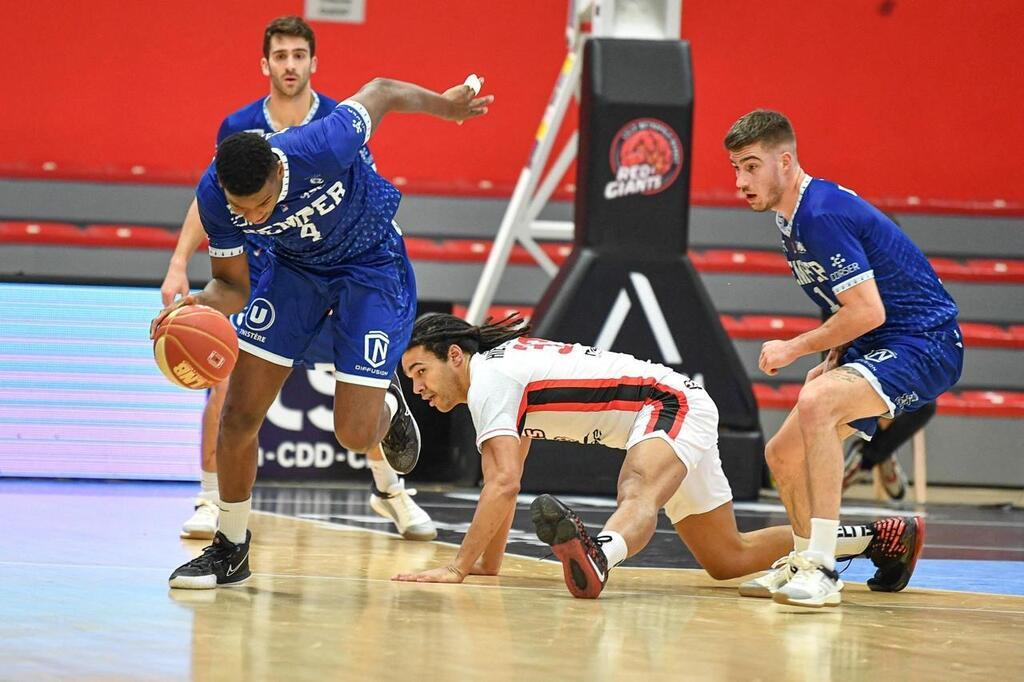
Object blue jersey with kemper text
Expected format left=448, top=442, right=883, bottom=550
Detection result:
left=777, top=177, right=958, bottom=344
left=197, top=101, right=401, bottom=272
left=215, top=92, right=377, bottom=261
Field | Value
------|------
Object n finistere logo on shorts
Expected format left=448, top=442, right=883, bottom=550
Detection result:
left=864, top=349, right=897, bottom=363
left=245, top=298, right=276, bottom=332
left=604, top=118, right=683, bottom=200
left=364, top=330, right=390, bottom=369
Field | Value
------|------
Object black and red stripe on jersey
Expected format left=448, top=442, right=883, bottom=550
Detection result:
left=516, top=377, right=689, bottom=438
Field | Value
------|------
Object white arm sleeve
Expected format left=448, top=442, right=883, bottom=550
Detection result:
left=468, top=364, right=525, bottom=451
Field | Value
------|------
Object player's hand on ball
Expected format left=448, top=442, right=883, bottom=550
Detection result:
left=442, top=75, right=493, bottom=124
left=392, top=564, right=466, bottom=584
left=759, top=339, right=799, bottom=376
left=150, top=294, right=198, bottom=339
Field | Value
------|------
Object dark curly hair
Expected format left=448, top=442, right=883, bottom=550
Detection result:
left=263, top=16, right=316, bottom=58
left=410, top=312, right=530, bottom=359
left=215, top=132, right=279, bottom=197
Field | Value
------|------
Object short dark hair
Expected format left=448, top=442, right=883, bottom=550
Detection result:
left=409, top=312, right=530, bottom=359
left=215, top=133, right=278, bottom=197
left=263, top=16, right=316, bottom=58
left=724, top=109, right=796, bottom=151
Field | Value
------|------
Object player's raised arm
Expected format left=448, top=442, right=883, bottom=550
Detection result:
left=349, top=76, right=492, bottom=135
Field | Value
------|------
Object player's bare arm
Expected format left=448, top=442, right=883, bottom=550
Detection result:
left=759, top=279, right=885, bottom=375
left=471, top=436, right=533, bottom=575
left=349, top=77, right=493, bottom=134
left=150, top=253, right=250, bottom=338
left=159, top=198, right=205, bottom=305
left=392, top=434, right=526, bottom=584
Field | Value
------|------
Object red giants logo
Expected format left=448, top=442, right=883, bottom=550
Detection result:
left=604, top=118, right=683, bottom=200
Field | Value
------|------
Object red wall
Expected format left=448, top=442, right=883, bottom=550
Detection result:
left=3, top=1, right=1021, bottom=212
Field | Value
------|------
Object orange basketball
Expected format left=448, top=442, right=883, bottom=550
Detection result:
left=153, top=304, right=239, bottom=390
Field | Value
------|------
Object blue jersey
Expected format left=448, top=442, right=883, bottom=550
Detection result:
left=777, top=177, right=958, bottom=344
left=197, top=101, right=402, bottom=273
left=216, top=91, right=377, bottom=169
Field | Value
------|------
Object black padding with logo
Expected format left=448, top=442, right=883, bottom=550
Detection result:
left=523, top=39, right=764, bottom=500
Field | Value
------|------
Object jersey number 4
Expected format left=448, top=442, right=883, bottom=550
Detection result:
left=300, top=223, right=323, bottom=242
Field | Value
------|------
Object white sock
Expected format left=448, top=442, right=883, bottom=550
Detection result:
left=598, top=530, right=628, bottom=568
left=383, top=392, right=399, bottom=423
left=793, top=533, right=810, bottom=553
left=369, top=457, right=400, bottom=491
left=835, top=524, right=874, bottom=557
left=200, top=470, right=218, bottom=494
left=218, top=498, right=252, bottom=544
left=808, top=517, right=839, bottom=569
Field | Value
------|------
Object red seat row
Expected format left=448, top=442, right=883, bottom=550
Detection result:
left=410, top=238, right=1024, bottom=284
left=452, top=305, right=1024, bottom=350
left=3, top=222, right=1024, bottom=284
left=753, top=383, right=1024, bottom=418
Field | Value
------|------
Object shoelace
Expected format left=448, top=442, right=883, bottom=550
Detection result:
left=182, top=540, right=232, bottom=569
left=539, top=531, right=612, bottom=563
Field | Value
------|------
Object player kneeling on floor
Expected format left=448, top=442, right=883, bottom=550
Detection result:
left=392, top=313, right=923, bottom=603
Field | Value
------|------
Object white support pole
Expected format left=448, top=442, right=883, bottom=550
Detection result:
left=465, top=49, right=583, bottom=324
left=465, top=0, right=684, bottom=323
left=912, top=429, right=927, bottom=505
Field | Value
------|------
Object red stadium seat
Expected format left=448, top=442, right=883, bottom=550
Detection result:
left=755, top=383, right=1024, bottom=418
left=717, top=314, right=744, bottom=336
left=699, top=249, right=790, bottom=275
left=1008, top=325, right=1024, bottom=349
left=926, top=256, right=969, bottom=281
left=735, top=315, right=818, bottom=340
left=539, top=242, right=573, bottom=266
left=83, top=224, right=178, bottom=249
left=451, top=304, right=535, bottom=321
left=439, top=239, right=494, bottom=263
left=958, top=322, right=1015, bottom=349
left=963, top=258, right=1024, bottom=284
left=954, top=390, right=1024, bottom=418
left=402, top=237, right=448, bottom=261
left=0, top=221, right=91, bottom=246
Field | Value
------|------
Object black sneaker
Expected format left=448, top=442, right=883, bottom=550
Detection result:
left=865, top=516, right=925, bottom=592
left=531, top=494, right=610, bottom=599
left=169, top=530, right=252, bottom=589
left=381, top=374, right=421, bottom=474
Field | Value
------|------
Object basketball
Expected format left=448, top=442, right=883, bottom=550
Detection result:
left=152, top=304, right=239, bottom=389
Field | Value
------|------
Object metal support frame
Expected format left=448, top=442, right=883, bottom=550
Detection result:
left=465, top=0, right=682, bottom=323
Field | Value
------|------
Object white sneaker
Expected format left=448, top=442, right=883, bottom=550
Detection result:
left=369, top=480, right=437, bottom=541
left=738, top=552, right=797, bottom=598
left=773, top=552, right=844, bottom=608
left=181, top=496, right=219, bottom=539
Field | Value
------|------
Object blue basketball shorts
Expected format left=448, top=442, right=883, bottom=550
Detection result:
left=844, top=324, right=964, bottom=438
left=231, top=239, right=417, bottom=388
left=228, top=245, right=334, bottom=369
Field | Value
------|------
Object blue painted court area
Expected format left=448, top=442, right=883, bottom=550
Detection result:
left=839, top=558, right=1024, bottom=597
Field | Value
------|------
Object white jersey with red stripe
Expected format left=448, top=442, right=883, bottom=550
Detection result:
left=468, top=336, right=701, bottom=452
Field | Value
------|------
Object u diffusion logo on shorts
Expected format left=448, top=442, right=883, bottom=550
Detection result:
left=604, top=118, right=683, bottom=200
left=245, top=298, right=276, bottom=332
left=363, top=330, right=390, bottom=369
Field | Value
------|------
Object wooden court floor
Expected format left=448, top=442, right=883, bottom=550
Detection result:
left=2, top=480, right=1023, bottom=681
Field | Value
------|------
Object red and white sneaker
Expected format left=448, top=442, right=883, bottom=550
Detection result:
left=530, top=494, right=610, bottom=599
